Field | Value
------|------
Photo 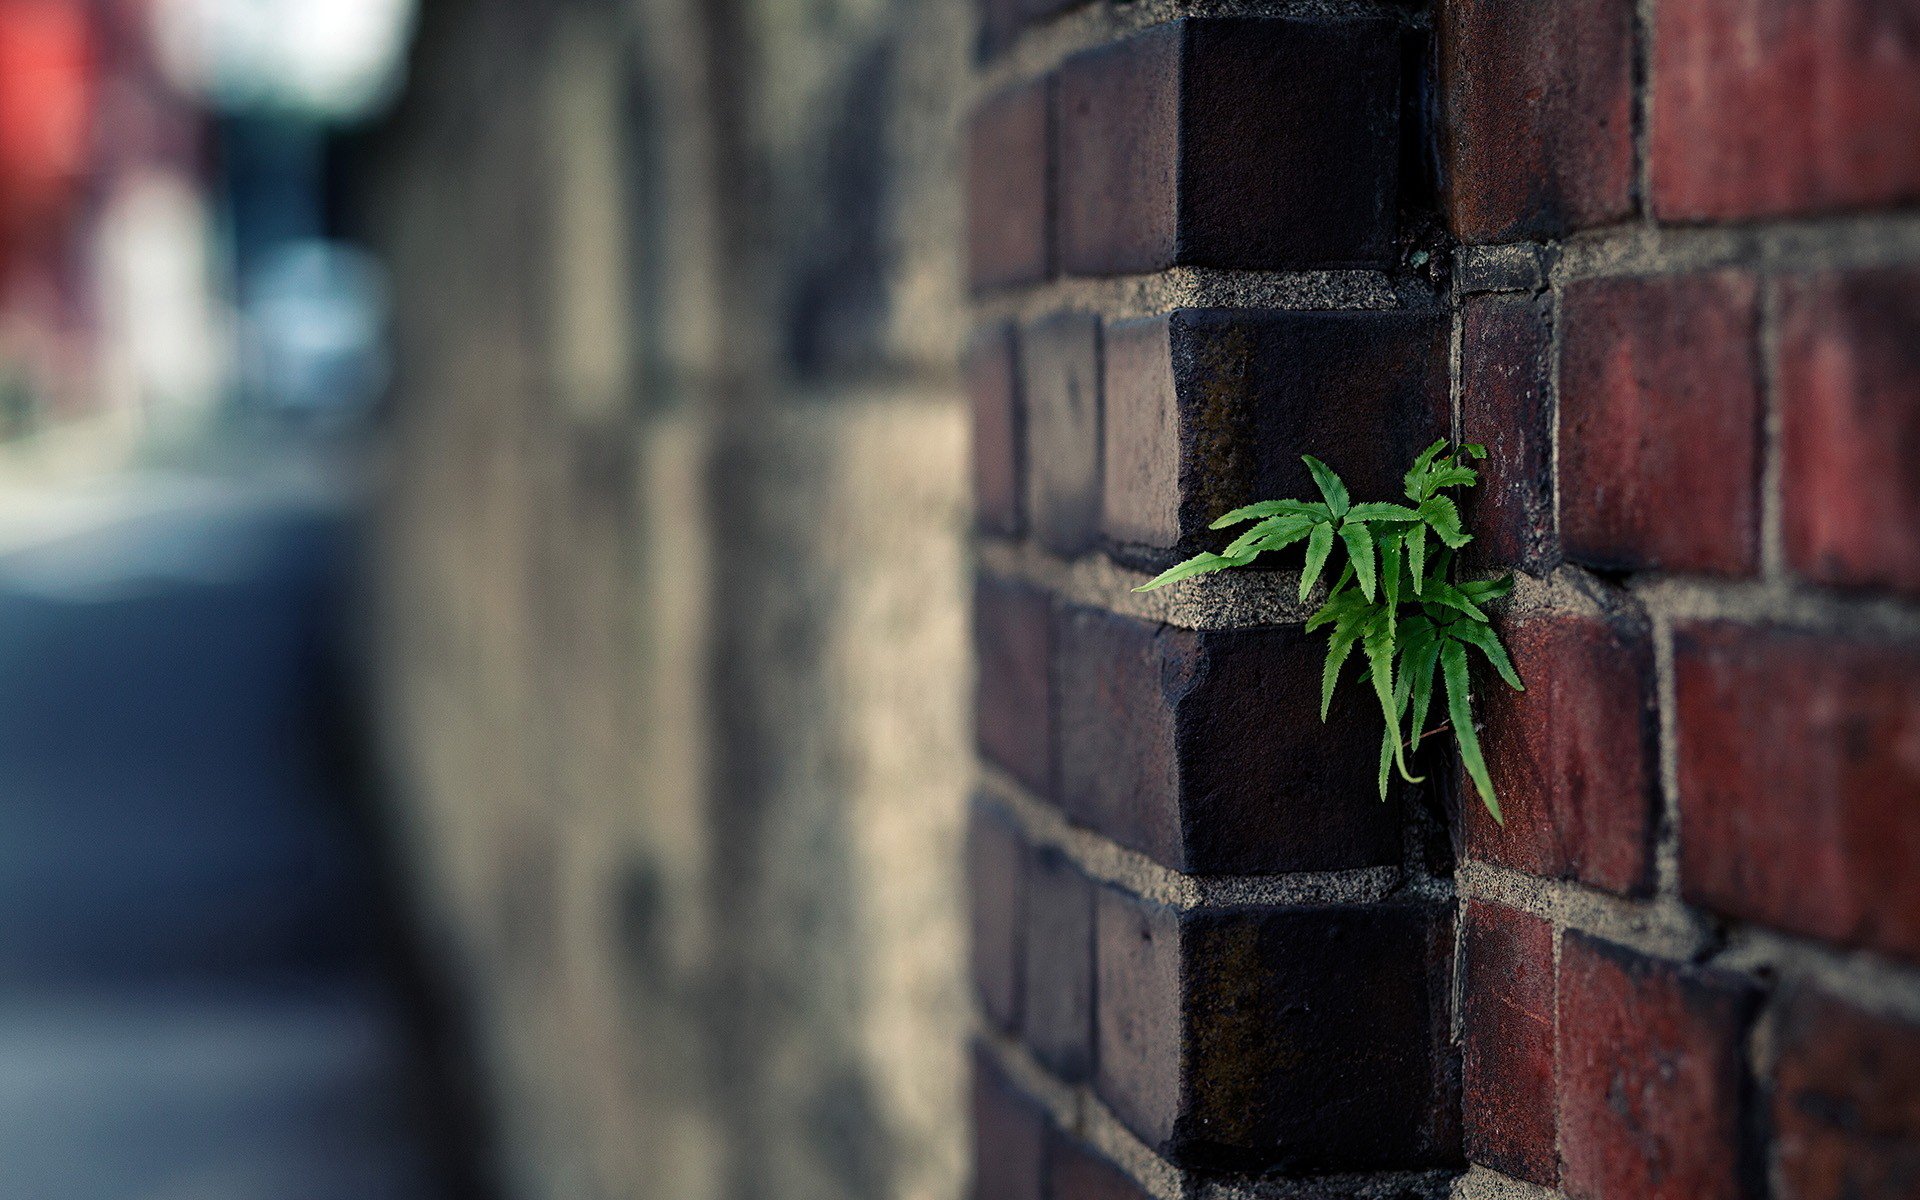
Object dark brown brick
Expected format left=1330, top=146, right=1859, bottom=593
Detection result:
left=1021, top=846, right=1093, bottom=1080
left=1056, top=18, right=1400, bottom=275
left=1773, top=986, right=1920, bottom=1200
left=973, top=1045, right=1047, bottom=1200
left=1676, top=622, right=1920, bottom=963
left=1559, top=272, right=1762, bottom=576
left=1054, top=605, right=1401, bottom=874
left=969, top=324, right=1023, bottom=537
left=969, top=799, right=1027, bottom=1032
left=1779, top=268, right=1920, bottom=598
left=1461, top=900, right=1557, bottom=1186
left=1094, top=887, right=1457, bottom=1172
left=1101, top=308, right=1448, bottom=557
left=1046, top=1129, right=1150, bottom=1200
left=1460, top=292, right=1558, bottom=573
left=1651, top=0, right=1920, bottom=222
left=968, top=79, right=1050, bottom=292
left=975, top=575, right=1052, bottom=796
left=1022, top=311, right=1101, bottom=556
left=1467, top=610, right=1658, bottom=896
left=1439, top=0, right=1636, bottom=241
left=1558, top=934, right=1758, bottom=1200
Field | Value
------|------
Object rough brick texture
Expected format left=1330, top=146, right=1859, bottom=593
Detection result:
left=1057, top=18, right=1401, bottom=275
left=1461, top=900, right=1558, bottom=1187
left=1054, top=605, right=1401, bottom=874
left=1021, top=846, right=1093, bottom=1080
left=1439, top=0, right=1636, bottom=241
left=1468, top=609, right=1658, bottom=896
left=975, top=574, right=1052, bottom=796
left=1101, top=308, right=1447, bottom=557
left=1046, top=1130, right=1150, bottom=1200
left=1772, top=986, right=1920, bottom=1200
left=968, top=79, right=1051, bottom=291
left=1779, top=268, right=1920, bottom=597
left=973, top=1047, right=1047, bottom=1200
left=1460, top=292, right=1558, bottom=573
left=1094, top=888, right=1456, bottom=1173
left=969, top=800, right=1027, bottom=1032
left=1652, top=0, right=1920, bottom=221
left=1558, top=934, right=1759, bottom=1200
left=968, top=323, right=1023, bottom=537
left=1022, top=311, right=1102, bottom=556
left=1559, top=272, right=1762, bottom=576
left=1676, top=622, right=1920, bottom=962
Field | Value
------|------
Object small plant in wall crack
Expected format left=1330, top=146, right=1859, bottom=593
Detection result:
left=1135, top=440, right=1522, bottom=822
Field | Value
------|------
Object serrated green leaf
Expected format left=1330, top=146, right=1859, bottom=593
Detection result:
left=1404, top=439, right=1449, bottom=500
left=1306, top=584, right=1370, bottom=632
left=1344, top=502, right=1422, bottom=523
left=1423, top=465, right=1480, bottom=493
left=1303, top=455, right=1350, bottom=518
left=1223, top=515, right=1313, bottom=558
left=1458, top=574, right=1515, bottom=604
left=1462, top=443, right=1489, bottom=459
left=1453, top=619, right=1524, bottom=691
left=1363, top=621, right=1409, bottom=781
left=1321, top=618, right=1364, bottom=720
left=1443, top=639, right=1501, bottom=824
left=1339, top=521, right=1377, bottom=601
left=1300, top=521, right=1336, bottom=602
left=1209, top=499, right=1327, bottom=529
left=1407, top=523, right=1428, bottom=595
left=1420, top=579, right=1489, bottom=621
left=1378, top=722, right=1396, bottom=801
left=1404, top=631, right=1442, bottom=757
left=1133, top=551, right=1252, bottom=592
left=1417, top=495, right=1472, bottom=549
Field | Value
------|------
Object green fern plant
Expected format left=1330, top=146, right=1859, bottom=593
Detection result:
left=1135, top=440, right=1521, bottom=823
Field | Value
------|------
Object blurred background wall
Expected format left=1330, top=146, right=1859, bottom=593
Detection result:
left=359, top=1, right=974, bottom=1198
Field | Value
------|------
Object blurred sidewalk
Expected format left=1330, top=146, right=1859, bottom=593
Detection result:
left=0, top=463, right=469, bottom=1199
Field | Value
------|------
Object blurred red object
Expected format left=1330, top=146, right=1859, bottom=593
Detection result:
left=0, top=0, right=97, bottom=277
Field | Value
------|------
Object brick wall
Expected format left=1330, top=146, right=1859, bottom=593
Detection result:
left=968, top=4, right=1920, bottom=1200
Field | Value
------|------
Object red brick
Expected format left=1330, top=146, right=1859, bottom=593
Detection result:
left=1558, top=934, right=1758, bottom=1200
left=969, top=799, right=1027, bottom=1032
left=1676, top=622, right=1920, bottom=962
left=1559, top=273, right=1762, bottom=575
left=1773, top=986, right=1920, bottom=1200
left=1438, top=0, right=1636, bottom=241
left=973, top=1045, right=1047, bottom=1200
left=1460, top=293, right=1558, bottom=573
left=1652, top=0, right=1920, bottom=222
left=1101, top=308, right=1447, bottom=556
left=1461, top=900, right=1557, bottom=1186
left=1054, top=605, right=1401, bottom=874
left=1094, top=887, right=1456, bottom=1172
left=968, top=79, right=1050, bottom=292
left=1468, top=610, right=1658, bottom=895
left=1021, top=846, right=1093, bottom=1080
left=1045, top=1129, right=1150, bottom=1200
left=1779, top=268, right=1920, bottom=598
left=1022, top=311, right=1101, bottom=556
left=975, top=575, right=1051, bottom=796
left=969, top=324, right=1023, bottom=537
left=1056, top=18, right=1401, bottom=275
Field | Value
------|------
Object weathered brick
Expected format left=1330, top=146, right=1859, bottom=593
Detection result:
left=969, top=799, right=1027, bottom=1032
left=1460, top=292, right=1558, bottom=573
left=1438, top=0, right=1636, bottom=241
left=1022, top=845, right=1093, bottom=1080
left=973, top=1045, right=1047, bottom=1200
left=1461, top=900, right=1557, bottom=1186
left=1056, top=18, right=1400, bottom=275
left=1652, top=0, right=1920, bottom=221
left=1558, top=934, right=1758, bottom=1200
left=1046, top=1128, right=1151, bottom=1200
left=968, top=324, right=1023, bottom=537
left=975, top=575, right=1051, bottom=796
left=1094, top=887, right=1456, bottom=1172
left=1778, top=268, right=1920, bottom=598
left=1676, top=622, right=1920, bottom=962
left=1559, top=272, right=1762, bottom=575
left=1467, top=610, right=1658, bottom=896
left=968, top=79, right=1050, bottom=291
left=1054, top=605, right=1401, bottom=874
left=1773, top=986, right=1920, bottom=1200
left=1101, top=308, right=1447, bottom=557
left=1022, top=311, right=1101, bottom=556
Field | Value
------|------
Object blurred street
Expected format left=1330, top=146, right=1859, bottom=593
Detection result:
left=0, top=465, right=468, bottom=1199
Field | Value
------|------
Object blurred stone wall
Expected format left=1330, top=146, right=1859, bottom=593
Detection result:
left=362, top=0, right=972, bottom=1197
